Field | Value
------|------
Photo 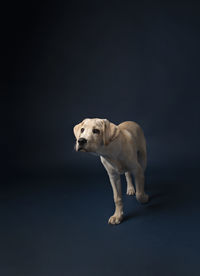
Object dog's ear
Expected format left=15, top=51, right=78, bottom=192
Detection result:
left=103, top=119, right=120, bottom=146
left=73, top=119, right=87, bottom=139
left=73, top=122, right=82, bottom=139
left=73, top=118, right=89, bottom=139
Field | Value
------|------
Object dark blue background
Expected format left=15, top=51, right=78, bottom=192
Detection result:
left=3, top=0, right=200, bottom=275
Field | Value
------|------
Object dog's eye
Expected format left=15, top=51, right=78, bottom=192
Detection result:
left=81, top=128, right=84, bottom=133
left=93, top=129, right=100, bottom=134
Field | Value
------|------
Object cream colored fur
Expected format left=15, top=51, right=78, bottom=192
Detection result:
left=73, top=118, right=149, bottom=225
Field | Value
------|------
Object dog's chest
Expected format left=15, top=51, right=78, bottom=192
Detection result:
left=103, top=157, right=129, bottom=174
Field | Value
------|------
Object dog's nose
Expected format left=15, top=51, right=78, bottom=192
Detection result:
left=78, top=137, right=87, bottom=145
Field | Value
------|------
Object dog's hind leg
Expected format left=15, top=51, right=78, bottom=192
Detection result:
left=132, top=163, right=149, bottom=203
left=125, top=172, right=135, bottom=195
left=137, top=149, right=147, bottom=171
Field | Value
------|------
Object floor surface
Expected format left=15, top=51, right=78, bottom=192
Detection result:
left=1, top=167, right=200, bottom=276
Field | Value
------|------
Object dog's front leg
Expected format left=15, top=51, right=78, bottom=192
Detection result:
left=107, top=172, right=123, bottom=225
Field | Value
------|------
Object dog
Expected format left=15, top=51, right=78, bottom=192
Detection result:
left=73, top=118, right=149, bottom=225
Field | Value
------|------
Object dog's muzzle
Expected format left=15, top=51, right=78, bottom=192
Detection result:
left=77, top=137, right=87, bottom=151
left=78, top=137, right=87, bottom=145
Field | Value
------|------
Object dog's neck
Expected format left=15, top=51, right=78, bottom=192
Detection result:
left=96, top=139, right=121, bottom=160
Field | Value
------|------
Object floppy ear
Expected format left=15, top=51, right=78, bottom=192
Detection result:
left=73, top=118, right=90, bottom=139
left=73, top=122, right=83, bottom=139
left=103, top=119, right=120, bottom=146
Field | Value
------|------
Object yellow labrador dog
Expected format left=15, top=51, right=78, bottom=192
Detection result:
left=73, top=118, right=149, bottom=225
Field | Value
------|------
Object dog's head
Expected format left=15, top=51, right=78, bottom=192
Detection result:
left=73, top=118, right=120, bottom=153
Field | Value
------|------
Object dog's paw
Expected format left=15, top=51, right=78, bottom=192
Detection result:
left=126, top=187, right=135, bottom=195
left=136, top=192, right=149, bottom=204
left=108, top=214, right=123, bottom=225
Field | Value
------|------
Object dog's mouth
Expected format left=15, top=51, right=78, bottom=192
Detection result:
left=78, top=147, right=86, bottom=152
left=74, top=141, right=89, bottom=152
left=77, top=146, right=87, bottom=152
